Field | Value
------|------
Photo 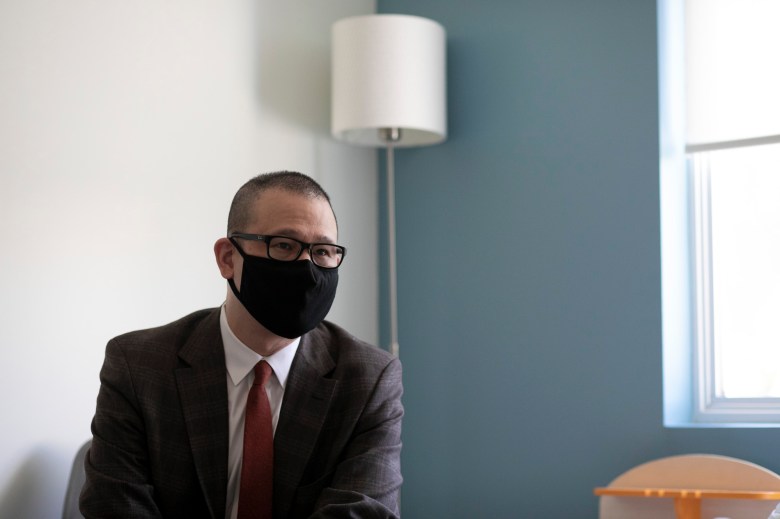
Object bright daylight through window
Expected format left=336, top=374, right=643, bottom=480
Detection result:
left=692, top=144, right=780, bottom=400
left=662, top=0, right=780, bottom=425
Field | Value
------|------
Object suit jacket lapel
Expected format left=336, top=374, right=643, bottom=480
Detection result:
left=175, top=309, right=229, bottom=519
left=273, top=330, right=337, bottom=518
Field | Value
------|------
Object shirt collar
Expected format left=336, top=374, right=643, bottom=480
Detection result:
left=220, top=304, right=299, bottom=388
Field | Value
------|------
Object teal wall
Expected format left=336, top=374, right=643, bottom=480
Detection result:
left=377, top=1, right=780, bottom=517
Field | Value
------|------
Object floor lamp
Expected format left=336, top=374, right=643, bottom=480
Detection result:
left=331, top=14, right=447, bottom=357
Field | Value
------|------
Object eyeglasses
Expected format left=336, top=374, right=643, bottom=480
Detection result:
left=229, top=233, right=346, bottom=269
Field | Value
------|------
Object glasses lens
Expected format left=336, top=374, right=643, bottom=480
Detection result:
left=267, top=236, right=303, bottom=261
left=311, top=244, right=345, bottom=268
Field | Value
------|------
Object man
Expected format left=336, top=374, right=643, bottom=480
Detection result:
left=80, top=171, right=403, bottom=518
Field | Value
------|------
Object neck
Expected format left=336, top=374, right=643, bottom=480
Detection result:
left=224, top=296, right=295, bottom=357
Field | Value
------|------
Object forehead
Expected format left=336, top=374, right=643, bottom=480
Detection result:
left=247, top=188, right=337, bottom=240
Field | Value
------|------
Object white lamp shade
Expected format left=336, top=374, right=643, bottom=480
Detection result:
left=331, top=14, right=447, bottom=148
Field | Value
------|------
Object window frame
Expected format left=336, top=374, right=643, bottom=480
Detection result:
left=659, top=0, right=780, bottom=427
left=689, top=149, right=780, bottom=424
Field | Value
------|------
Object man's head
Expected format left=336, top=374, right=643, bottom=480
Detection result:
left=226, top=171, right=335, bottom=236
left=214, top=171, right=341, bottom=351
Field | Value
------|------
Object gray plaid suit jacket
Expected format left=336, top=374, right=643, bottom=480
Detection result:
left=80, top=308, right=403, bottom=518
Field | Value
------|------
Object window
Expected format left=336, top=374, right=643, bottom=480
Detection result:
left=661, top=0, right=780, bottom=425
left=690, top=143, right=780, bottom=423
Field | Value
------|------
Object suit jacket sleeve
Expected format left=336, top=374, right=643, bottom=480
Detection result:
left=80, top=309, right=228, bottom=519
left=80, top=337, right=163, bottom=518
left=310, top=356, right=404, bottom=518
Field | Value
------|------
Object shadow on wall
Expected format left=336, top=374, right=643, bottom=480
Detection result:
left=251, top=1, right=365, bottom=135
left=0, top=446, right=70, bottom=519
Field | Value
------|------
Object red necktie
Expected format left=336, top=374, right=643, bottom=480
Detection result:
left=238, top=360, right=274, bottom=519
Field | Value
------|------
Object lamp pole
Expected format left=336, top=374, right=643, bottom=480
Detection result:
left=380, top=127, right=401, bottom=358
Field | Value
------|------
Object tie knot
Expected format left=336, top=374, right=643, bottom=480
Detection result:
left=253, top=360, right=272, bottom=387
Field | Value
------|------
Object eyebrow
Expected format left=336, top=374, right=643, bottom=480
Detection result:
left=272, top=229, right=337, bottom=244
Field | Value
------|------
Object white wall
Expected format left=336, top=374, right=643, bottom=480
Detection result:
left=0, top=0, right=377, bottom=516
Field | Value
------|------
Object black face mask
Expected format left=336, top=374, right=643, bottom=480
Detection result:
left=228, top=241, right=339, bottom=339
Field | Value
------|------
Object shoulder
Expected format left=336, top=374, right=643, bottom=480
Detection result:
left=304, top=320, right=399, bottom=377
left=105, top=308, right=221, bottom=362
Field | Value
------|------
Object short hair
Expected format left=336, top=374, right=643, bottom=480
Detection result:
left=227, top=171, right=334, bottom=234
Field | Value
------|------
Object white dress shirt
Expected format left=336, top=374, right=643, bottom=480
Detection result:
left=220, top=305, right=299, bottom=519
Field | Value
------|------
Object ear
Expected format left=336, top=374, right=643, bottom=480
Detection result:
left=214, top=237, right=237, bottom=280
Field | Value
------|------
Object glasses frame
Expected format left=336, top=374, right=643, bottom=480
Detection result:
left=228, top=232, right=346, bottom=269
